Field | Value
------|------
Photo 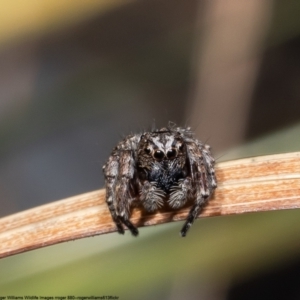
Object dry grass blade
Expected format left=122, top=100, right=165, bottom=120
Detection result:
left=0, top=152, right=300, bottom=258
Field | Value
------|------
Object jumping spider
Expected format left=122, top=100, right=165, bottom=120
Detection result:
left=103, top=124, right=217, bottom=237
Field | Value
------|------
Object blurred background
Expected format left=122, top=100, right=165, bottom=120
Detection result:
left=1, top=0, right=300, bottom=298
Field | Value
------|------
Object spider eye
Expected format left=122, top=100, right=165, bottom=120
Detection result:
left=154, top=150, right=164, bottom=160
left=144, top=148, right=151, bottom=154
left=167, top=149, right=177, bottom=159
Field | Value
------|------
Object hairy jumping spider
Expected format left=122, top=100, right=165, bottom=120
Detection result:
left=103, top=124, right=217, bottom=237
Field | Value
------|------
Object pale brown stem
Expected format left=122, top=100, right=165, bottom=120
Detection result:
left=0, top=152, right=300, bottom=258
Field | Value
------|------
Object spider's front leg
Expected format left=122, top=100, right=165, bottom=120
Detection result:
left=103, top=138, right=139, bottom=236
left=103, top=153, right=125, bottom=234
left=180, top=142, right=217, bottom=237
left=115, top=149, right=139, bottom=236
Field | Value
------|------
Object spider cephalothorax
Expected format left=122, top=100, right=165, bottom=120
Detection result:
left=103, top=124, right=217, bottom=237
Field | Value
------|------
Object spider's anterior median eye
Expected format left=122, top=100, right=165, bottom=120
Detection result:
left=144, top=148, right=151, bottom=155
left=154, top=150, right=164, bottom=160
left=167, top=149, right=177, bottom=159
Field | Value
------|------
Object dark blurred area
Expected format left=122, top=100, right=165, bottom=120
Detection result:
left=1, top=0, right=300, bottom=299
left=247, top=36, right=300, bottom=139
left=228, top=257, right=300, bottom=300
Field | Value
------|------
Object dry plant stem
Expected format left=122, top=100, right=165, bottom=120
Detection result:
left=1, top=152, right=300, bottom=259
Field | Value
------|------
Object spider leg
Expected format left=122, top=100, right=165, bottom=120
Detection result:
left=118, top=216, right=138, bottom=236
left=180, top=169, right=209, bottom=237
left=103, top=156, right=124, bottom=234
left=168, top=177, right=192, bottom=209
left=103, top=134, right=140, bottom=236
left=140, top=181, right=165, bottom=212
left=115, top=149, right=139, bottom=236
left=180, top=194, right=208, bottom=237
left=180, top=140, right=217, bottom=237
left=202, top=144, right=217, bottom=189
